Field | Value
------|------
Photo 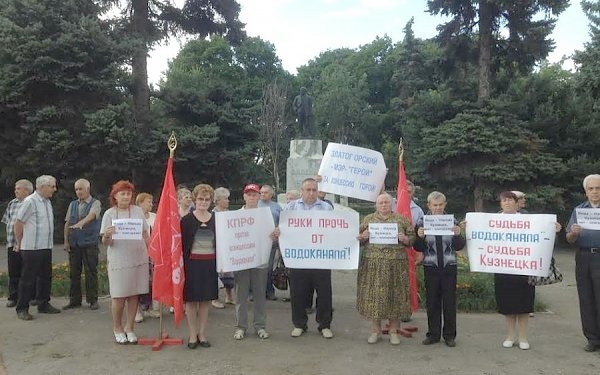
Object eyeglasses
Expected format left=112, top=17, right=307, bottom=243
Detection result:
left=197, top=198, right=212, bottom=202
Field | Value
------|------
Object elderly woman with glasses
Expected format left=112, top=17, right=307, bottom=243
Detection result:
left=181, top=184, right=219, bottom=349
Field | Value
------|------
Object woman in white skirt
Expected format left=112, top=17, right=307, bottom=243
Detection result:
left=101, top=180, right=150, bottom=345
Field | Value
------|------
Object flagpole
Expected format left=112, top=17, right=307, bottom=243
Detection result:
left=138, top=131, right=184, bottom=351
left=385, top=138, right=420, bottom=337
left=159, top=132, right=177, bottom=339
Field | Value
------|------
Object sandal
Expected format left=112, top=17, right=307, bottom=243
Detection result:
left=125, top=331, right=138, bottom=344
left=233, top=329, right=245, bottom=340
left=257, top=329, right=270, bottom=339
left=114, top=331, right=127, bottom=345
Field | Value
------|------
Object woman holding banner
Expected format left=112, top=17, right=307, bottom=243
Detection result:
left=357, top=193, right=415, bottom=345
left=181, top=184, right=219, bottom=349
left=495, top=191, right=561, bottom=350
left=101, top=180, right=150, bottom=345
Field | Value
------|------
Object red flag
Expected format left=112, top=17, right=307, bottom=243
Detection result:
left=148, top=157, right=185, bottom=327
left=396, top=160, right=419, bottom=313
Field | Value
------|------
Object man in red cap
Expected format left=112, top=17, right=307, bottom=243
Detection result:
left=233, top=183, right=271, bottom=340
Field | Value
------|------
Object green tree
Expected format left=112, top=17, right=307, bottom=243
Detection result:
left=0, top=0, right=129, bottom=183
left=428, top=0, right=568, bottom=102
left=111, top=0, right=245, bottom=131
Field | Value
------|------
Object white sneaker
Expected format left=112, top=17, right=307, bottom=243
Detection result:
left=257, top=329, right=270, bottom=339
left=502, top=340, right=514, bottom=348
left=134, top=311, right=144, bottom=323
left=321, top=328, right=334, bottom=339
left=519, top=341, right=530, bottom=350
left=291, top=328, right=304, bottom=337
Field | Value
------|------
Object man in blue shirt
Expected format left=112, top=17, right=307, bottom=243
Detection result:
left=566, top=174, right=600, bottom=352
left=280, top=178, right=334, bottom=339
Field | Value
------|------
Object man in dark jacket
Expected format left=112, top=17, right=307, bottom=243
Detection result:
left=414, top=191, right=465, bottom=347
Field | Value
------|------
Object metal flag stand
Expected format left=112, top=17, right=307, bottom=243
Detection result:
left=138, top=132, right=184, bottom=351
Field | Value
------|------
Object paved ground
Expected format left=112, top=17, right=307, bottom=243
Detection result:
left=1, top=248, right=599, bottom=375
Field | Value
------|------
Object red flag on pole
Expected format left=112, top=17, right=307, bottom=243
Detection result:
left=148, top=157, right=185, bottom=327
left=396, top=160, right=419, bottom=313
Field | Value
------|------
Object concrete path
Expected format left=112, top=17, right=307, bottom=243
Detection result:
left=0, top=248, right=599, bottom=375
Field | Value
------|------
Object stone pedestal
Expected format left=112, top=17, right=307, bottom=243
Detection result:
left=286, top=139, right=323, bottom=192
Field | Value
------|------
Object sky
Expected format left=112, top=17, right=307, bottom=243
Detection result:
left=147, top=0, right=591, bottom=85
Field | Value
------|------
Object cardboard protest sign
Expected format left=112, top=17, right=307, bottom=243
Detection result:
left=466, top=213, right=557, bottom=277
left=216, top=207, right=274, bottom=272
left=423, top=215, right=455, bottom=236
left=112, top=219, right=144, bottom=240
left=279, top=210, right=359, bottom=269
left=368, top=223, right=398, bottom=244
left=317, top=143, right=387, bottom=202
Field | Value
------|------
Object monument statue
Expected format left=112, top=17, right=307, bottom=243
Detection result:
left=292, top=87, right=314, bottom=138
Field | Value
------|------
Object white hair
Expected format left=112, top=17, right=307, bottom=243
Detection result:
left=36, top=175, right=55, bottom=189
left=583, top=174, right=600, bottom=190
left=15, top=179, right=34, bottom=193
left=75, top=178, right=90, bottom=191
left=427, top=191, right=446, bottom=203
left=511, top=190, right=525, bottom=199
left=214, top=187, right=230, bottom=203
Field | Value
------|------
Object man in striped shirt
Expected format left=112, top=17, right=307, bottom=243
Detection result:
left=2, top=179, right=34, bottom=307
left=14, top=175, right=61, bottom=320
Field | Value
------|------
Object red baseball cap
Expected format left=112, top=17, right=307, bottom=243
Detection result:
left=243, top=184, right=260, bottom=193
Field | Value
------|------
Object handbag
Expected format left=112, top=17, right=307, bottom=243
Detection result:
left=271, top=254, right=289, bottom=291
left=528, top=257, right=563, bottom=286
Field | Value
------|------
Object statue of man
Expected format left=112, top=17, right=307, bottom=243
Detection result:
left=292, top=87, right=314, bottom=138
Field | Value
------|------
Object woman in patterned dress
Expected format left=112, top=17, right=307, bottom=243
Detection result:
left=357, top=193, right=415, bottom=345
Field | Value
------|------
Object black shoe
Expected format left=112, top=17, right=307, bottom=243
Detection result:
left=266, top=294, right=278, bottom=301
left=422, top=337, right=440, bottom=345
left=38, top=304, right=61, bottom=314
left=445, top=339, right=456, bottom=347
left=187, top=340, right=199, bottom=349
left=584, top=342, right=599, bottom=352
left=17, top=311, right=33, bottom=321
left=6, top=300, right=17, bottom=308
left=199, top=341, right=211, bottom=348
left=62, top=302, right=82, bottom=310
left=89, top=302, right=99, bottom=310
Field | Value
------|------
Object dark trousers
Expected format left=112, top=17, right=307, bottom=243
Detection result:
left=424, top=265, right=457, bottom=341
left=7, top=247, right=22, bottom=301
left=575, top=251, right=600, bottom=345
left=289, top=268, right=332, bottom=330
left=16, top=249, right=52, bottom=312
left=266, top=245, right=277, bottom=296
left=68, top=245, right=99, bottom=305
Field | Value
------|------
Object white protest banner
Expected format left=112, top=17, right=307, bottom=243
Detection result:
left=279, top=210, right=360, bottom=269
left=112, top=218, right=144, bottom=240
left=424, top=215, right=455, bottom=236
left=215, top=207, right=275, bottom=272
left=317, top=143, right=387, bottom=202
left=368, top=223, right=398, bottom=244
left=576, top=208, right=600, bottom=230
left=465, top=213, right=557, bottom=277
